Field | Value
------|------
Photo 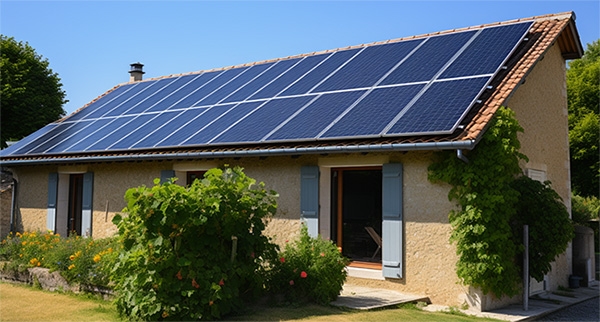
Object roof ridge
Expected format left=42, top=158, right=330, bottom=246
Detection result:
left=129, top=12, right=574, bottom=86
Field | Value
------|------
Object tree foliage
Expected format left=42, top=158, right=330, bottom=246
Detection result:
left=510, top=176, right=574, bottom=282
left=567, top=40, right=599, bottom=197
left=429, top=107, right=573, bottom=297
left=0, top=35, right=66, bottom=148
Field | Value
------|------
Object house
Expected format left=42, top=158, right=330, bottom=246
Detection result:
left=0, top=12, right=583, bottom=310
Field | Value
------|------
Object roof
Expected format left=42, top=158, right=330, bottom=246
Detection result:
left=0, top=12, right=583, bottom=166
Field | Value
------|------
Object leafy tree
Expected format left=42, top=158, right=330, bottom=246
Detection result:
left=567, top=40, right=599, bottom=197
left=1, top=35, right=66, bottom=148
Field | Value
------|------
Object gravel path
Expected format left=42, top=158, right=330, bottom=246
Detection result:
left=537, top=297, right=600, bottom=321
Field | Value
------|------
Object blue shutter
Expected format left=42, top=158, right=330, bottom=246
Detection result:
left=300, top=166, right=319, bottom=237
left=160, top=170, right=176, bottom=184
left=47, top=173, right=58, bottom=232
left=382, top=163, right=403, bottom=279
left=81, top=172, right=94, bottom=237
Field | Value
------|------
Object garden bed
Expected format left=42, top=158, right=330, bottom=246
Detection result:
left=0, top=262, right=112, bottom=298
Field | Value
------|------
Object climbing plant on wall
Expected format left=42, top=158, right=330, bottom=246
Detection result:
left=428, top=106, right=573, bottom=297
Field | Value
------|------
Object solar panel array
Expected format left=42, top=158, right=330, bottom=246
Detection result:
left=2, top=21, right=532, bottom=157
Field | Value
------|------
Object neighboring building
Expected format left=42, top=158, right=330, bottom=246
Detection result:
left=0, top=12, right=582, bottom=311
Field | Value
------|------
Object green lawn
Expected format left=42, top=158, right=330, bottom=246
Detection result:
left=0, top=282, right=499, bottom=321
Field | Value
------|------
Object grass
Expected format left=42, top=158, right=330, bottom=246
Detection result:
left=0, top=282, right=499, bottom=321
left=0, top=282, right=121, bottom=321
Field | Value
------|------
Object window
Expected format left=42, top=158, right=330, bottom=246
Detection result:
left=186, top=171, right=206, bottom=186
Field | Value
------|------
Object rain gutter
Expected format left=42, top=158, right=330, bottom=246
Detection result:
left=0, top=140, right=476, bottom=166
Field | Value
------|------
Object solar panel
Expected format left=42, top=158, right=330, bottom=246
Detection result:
left=1, top=21, right=533, bottom=157
left=266, top=90, right=366, bottom=141
left=129, top=108, right=205, bottom=149
left=213, top=96, right=317, bottom=143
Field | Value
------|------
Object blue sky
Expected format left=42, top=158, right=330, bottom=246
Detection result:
left=2, top=1, right=599, bottom=115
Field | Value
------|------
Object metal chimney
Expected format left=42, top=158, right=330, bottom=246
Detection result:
left=129, top=62, right=145, bottom=82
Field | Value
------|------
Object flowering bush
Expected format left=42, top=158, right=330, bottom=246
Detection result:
left=270, top=225, right=349, bottom=304
left=0, top=231, right=117, bottom=287
left=110, top=166, right=279, bottom=321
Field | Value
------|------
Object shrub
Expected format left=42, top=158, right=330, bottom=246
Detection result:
left=110, top=166, right=279, bottom=321
left=510, top=176, right=574, bottom=282
left=270, top=225, right=349, bottom=305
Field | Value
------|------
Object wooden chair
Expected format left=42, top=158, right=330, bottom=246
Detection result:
left=364, top=226, right=382, bottom=259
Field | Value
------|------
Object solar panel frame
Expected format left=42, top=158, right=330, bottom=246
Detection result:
left=64, top=116, right=136, bottom=152
left=385, top=76, right=492, bottom=136
left=248, top=53, right=331, bottom=100
left=105, top=112, right=179, bottom=150
left=212, top=95, right=318, bottom=144
left=168, top=68, right=244, bottom=110
left=0, top=124, right=57, bottom=156
left=129, top=108, right=206, bottom=149
left=83, top=114, right=157, bottom=151
left=194, top=63, right=274, bottom=106
left=65, top=84, right=136, bottom=122
left=87, top=81, right=158, bottom=119
left=161, top=72, right=222, bottom=111
left=124, top=75, right=198, bottom=115
left=220, top=58, right=302, bottom=104
left=43, top=118, right=115, bottom=154
left=312, top=38, right=424, bottom=92
left=278, top=48, right=362, bottom=97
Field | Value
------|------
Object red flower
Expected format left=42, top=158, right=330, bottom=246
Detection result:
left=250, top=252, right=255, bottom=258
left=320, top=252, right=325, bottom=257
left=300, top=271, right=307, bottom=278
left=209, top=300, right=214, bottom=306
left=176, top=271, right=182, bottom=280
left=289, top=280, right=294, bottom=285
left=279, top=257, right=285, bottom=263
left=219, top=278, right=225, bottom=286
left=192, top=278, right=200, bottom=289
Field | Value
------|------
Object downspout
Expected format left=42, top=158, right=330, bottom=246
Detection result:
left=456, top=149, right=469, bottom=163
left=10, top=178, right=17, bottom=233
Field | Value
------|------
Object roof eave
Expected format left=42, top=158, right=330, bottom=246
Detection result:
left=558, top=13, right=584, bottom=59
left=0, top=139, right=476, bottom=166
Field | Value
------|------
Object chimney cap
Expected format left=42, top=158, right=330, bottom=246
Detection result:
left=129, top=62, right=145, bottom=74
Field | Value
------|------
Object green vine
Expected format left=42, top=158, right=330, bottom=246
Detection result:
left=428, top=107, right=572, bottom=297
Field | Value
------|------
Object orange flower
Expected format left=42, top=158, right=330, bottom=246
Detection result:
left=320, top=252, right=325, bottom=257
left=209, top=300, right=214, bottom=306
left=176, top=271, right=182, bottom=280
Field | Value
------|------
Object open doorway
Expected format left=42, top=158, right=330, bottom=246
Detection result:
left=67, top=174, right=84, bottom=236
left=331, top=167, right=382, bottom=264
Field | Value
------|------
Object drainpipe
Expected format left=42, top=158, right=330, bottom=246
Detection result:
left=456, top=149, right=469, bottom=163
left=10, top=178, right=17, bottom=233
